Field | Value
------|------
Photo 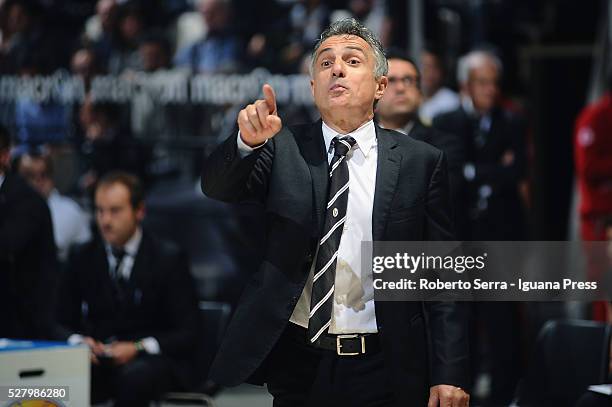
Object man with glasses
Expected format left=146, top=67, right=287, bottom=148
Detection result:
left=377, top=50, right=465, bottom=234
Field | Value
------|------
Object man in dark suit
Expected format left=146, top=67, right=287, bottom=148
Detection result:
left=376, top=50, right=467, bottom=239
left=56, top=171, right=200, bottom=407
left=0, top=124, right=58, bottom=340
left=201, top=19, right=469, bottom=406
left=433, top=50, right=527, bottom=405
left=433, top=50, right=527, bottom=241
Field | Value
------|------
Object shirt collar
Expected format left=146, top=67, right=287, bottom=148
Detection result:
left=105, top=227, right=143, bottom=258
left=47, top=188, right=59, bottom=201
left=0, top=173, right=4, bottom=189
left=461, top=94, right=476, bottom=116
left=377, top=120, right=414, bottom=136
left=321, top=119, right=376, bottom=158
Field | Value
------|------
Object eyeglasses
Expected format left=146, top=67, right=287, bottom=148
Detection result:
left=387, top=75, right=419, bottom=88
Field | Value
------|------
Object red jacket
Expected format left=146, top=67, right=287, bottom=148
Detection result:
left=574, top=92, right=612, bottom=218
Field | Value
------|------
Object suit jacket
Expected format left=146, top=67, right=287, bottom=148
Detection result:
left=433, top=107, right=527, bottom=240
left=56, top=230, right=200, bottom=389
left=408, top=120, right=467, bottom=238
left=201, top=121, right=470, bottom=405
left=0, top=173, right=58, bottom=339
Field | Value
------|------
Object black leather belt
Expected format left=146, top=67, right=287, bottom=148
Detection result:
left=287, top=323, right=381, bottom=356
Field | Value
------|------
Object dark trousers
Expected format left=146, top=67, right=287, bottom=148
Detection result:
left=470, top=302, right=522, bottom=405
left=91, top=354, right=176, bottom=407
left=265, top=323, right=397, bottom=407
left=575, top=391, right=611, bottom=407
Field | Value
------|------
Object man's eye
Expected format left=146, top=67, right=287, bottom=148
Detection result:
left=349, top=59, right=360, bottom=65
left=321, top=60, right=331, bottom=67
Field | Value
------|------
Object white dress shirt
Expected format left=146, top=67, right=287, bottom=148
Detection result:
left=104, top=227, right=143, bottom=281
left=237, top=120, right=379, bottom=333
left=47, top=189, right=92, bottom=262
left=419, top=87, right=461, bottom=124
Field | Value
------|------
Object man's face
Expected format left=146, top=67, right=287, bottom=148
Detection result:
left=18, top=155, right=53, bottom=198
left=466, top=62, right=499, bottom=113
left=71, top=49, right=95, bottom=80
left=310, top=35, right=387, bottom=121
left=376, top=58, right=421, bottom=122
left=0, top=148, right=10, bottom=174
left=140, top=42, right=167, bottom=72
left=95, top=183, right=143, bottom=247
left=199, top=0, right=227, bottom=31
left=97, top=0, right=117, bottom=31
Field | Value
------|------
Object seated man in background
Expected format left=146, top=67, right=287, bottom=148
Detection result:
left=56, top=171, right=200, bottom=407
left=17, top=151, right=91, bottom=263
left=0, top=124, right=58, bottom=340
left=376, top=49, right=465, bottom=233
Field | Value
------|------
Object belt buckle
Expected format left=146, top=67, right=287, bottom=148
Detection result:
left=336, top=334, right=365, bottom=356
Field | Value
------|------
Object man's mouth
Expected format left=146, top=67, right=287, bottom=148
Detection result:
left=329, top=84, right=348, bottom=92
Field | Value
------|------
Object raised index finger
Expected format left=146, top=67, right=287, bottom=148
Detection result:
left=262, top=84, right=277, bottom=115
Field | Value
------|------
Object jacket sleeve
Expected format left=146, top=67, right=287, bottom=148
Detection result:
left=471, top=117, right=528, bottom=192
left=201, top=132, right=275, bottom=204
left=423, top=150, right=471, bottom=389
left=151, top=249, right=200, bottom=358
left=54, top=248, right=84, bottom=340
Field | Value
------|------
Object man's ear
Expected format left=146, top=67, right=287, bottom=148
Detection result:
left=374, top=76, right=388, bottom=101
left=0, top=149, right=10, bottom=172
left=136, top=203, right=146, bottom=223
left=310, top=78, right=315, bottom=99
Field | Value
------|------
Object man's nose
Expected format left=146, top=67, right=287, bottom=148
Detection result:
left=331, top=58, right=346, bottom=77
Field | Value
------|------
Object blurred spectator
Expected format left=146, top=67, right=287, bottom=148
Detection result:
left=83, top=0, right=118, bottom=66
left=276, top=0, right=329, bottom=73
left=84, top=0, right=118, bottom=43
left=17, top=151, right=91, bottom=262
left=331, top=0, right=391, bottom=48
left=56, top=171, right=199, bottom=406
left=13, top=49, right=71, bottom=155
left=0, top=124, right=58, bottom=339
left=79, top=98, right=151, bottom=194
left=107, top=1, right=146, bottom=74
left=376, top=49, right=463, bottom=220
left=130, top=32, right=181, bottom=154
left=71, top=46, right=103, bottom=91
left=138, top=31, right=172, bottom=72
left=173, top=0, right=240, bottom=74
left=574, top=74, right=612, bottom=323
left=574, top=75, right=612, bottom=242
left=434, top=50, right=527, bottom=241
left=419, top=46, right=460, bottom=125
left=434, top=49, right=528, bottom=406
left=0, top=0, right=44, bottom=73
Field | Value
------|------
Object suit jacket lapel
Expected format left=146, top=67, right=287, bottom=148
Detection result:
left=372, top=126, right=401, bottom=241
left=129, top=232, right=150, bottom=289
left=295, top=120, right=328, bottom=235
left=93, top=238, right=115, bottom=303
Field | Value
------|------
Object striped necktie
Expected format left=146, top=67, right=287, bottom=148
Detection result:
left=308, top=135, right=356, bottom=344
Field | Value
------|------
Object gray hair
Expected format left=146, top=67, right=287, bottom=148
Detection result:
left=457, top=50, right=503, bottom=85
left=310, top=18, right=388, bottom=79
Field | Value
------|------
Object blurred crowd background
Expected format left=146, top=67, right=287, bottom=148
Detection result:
left=1, top=0, right=611, bottom=405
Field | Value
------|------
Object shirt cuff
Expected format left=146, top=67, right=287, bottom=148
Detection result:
left=237, top=131, right=267, bottom=158
left=463, top=163, right=476, bottom=181
left=67, top=334, right=84, bottom=345
left=140, top=337, right=161, bottom=354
